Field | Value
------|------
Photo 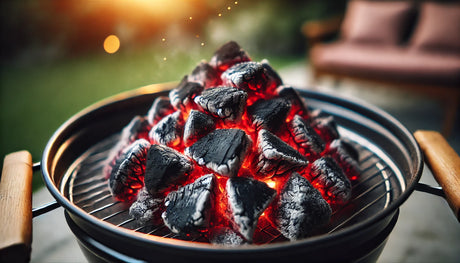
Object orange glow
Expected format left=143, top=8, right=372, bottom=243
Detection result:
left=103, top=35, right=120, bottom=54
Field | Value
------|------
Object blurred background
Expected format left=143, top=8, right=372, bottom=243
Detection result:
left=1, top=1, right=459, bottom=263
left=0, top=0, right=345, bottom=190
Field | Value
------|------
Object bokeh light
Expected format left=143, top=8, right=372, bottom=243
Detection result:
left=103, top=35, right=120, bottom=54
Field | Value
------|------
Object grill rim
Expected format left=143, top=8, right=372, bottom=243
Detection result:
left=40, top=83, right=423, bottom=254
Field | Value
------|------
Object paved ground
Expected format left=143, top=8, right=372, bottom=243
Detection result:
left=30, top=62, right=460, bottom=262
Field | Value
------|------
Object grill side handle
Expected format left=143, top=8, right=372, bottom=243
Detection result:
left=0, top=151, right=33, bottom=263
left=414, top=130, right=460, bottom=222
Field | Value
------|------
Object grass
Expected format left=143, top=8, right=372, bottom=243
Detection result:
left=0, top=44, right=302, bottom=191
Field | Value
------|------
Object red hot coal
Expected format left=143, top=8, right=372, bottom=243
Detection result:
left=104, top=41, right=361, bottom=244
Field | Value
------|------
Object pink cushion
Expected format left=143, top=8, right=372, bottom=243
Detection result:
left=341, top=0, right=414, bottom=45
left=311, top=42, right=460, bottom=87
left=410, top=2, right=460, bottom=52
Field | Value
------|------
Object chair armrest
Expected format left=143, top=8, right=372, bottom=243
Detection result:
left=301, top=15, right=343, bottom=45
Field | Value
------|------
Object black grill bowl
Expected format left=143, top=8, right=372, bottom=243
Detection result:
left=41, top=83, right=423, bottom=263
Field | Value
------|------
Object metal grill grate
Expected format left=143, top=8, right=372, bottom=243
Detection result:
left=64, top=131, right=399, bottom=244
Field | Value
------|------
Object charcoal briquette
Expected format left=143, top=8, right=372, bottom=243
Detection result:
left=209, top=227, right=247, bottom=246
left=185, top=129, right=251, bottom=177
left=209, top=41, right=251, bottom=72
left=226, top=177, right=276, bottom=242
left=149, top=111, right=183, bottom=147
left=183, top=110, right=216, bottom=146
left=310, top=157, right=352, bottom=204
left=221, top=61, right=267, bottom=92
left=169, top=76, right=204, bottom=110
left=247, top=98, right=291, bottom=132
left=104, top=116, right=151, bottom=177
left=277, top=85, right=309, bottom=116
left=162, top=174, right=216, bottom=235
left=144, top=144, right=193, bottom=194
left=108, top=139, right=151, bottom=200
left=194, top=86, right=247, bottom=122
left=188, top=61, right=221, bottom=88
left=147, top=96, right=174, bottom=125
left=254, top=129, right=308, bottom=178
left=325, top=139, right=361, bottom=179
left=261, top=59, right=283, bottom=92
left=129, top=187, right=163, bottom=223
left=276, top=173, right=331, bottom=240
left=289, top=115, right=325, bottom=156
left=309, top=109, right=340, bottom=143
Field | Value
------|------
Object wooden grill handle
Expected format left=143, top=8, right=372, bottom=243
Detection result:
left=0, top=151, right=33, bottom=263
left=414, top=130, right=460, bottom=222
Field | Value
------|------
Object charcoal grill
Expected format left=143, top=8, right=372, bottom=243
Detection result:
left=1, top=83, right=459, bottom=263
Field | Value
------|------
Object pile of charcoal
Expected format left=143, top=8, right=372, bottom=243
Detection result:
left=104, top=41, right=361, bottom=244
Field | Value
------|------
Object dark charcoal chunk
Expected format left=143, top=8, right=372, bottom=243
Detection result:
left=162, top=174, right=215, bottom=235
left=194, top=86, right=247, bottom=122
left=183, top=110, right=216, bottom=146
left=209, top=41, right=251, bottom=72
left=129, top=187, right=163, bottom=223
left=221, top=62, right=267, bottom=92
left=209, top=227, right=247, bottom=246
left=226, top=177, right=276, bottom=242
left=254, top=129, right=308, bottom=178
left=247, top=98, right=291, bottom=133
left=188, top=61, right=221, bottom=88
left=149, top=111, right=183, bottom=147
left=277, top=85, right=309, bottom=116
left=185, top=129, right=251, bottom=177
left=325, top=139, right=361, bottom=180
left=310, top=109, right=340, bottom=143
left=104, top=116, right=151, bottom=177
left=310, top=157, right=352, bottom=205
left=261, top=59, right=283, bottom=93
left=147, top=96, right=174, bottom=125
left=169, top=76, right=204, bottom=110
left=144, top=144, right=193, bottom=194
left=288, top=115, right=325, bottom=157
left=276, top=173, right=331, bottom=240
left=108, top=139, right=151, bottom=201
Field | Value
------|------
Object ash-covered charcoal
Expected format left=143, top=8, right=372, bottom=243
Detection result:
left=104, top=116, right=151, bottom=177
left=108, top=139, right=151, bottom=200
left=194, top=86, right=248, bottom=122
left=147, top=96, right=175, bottom=125
left=226, top=177, right=277, bottom=242
left=310, top=157, right=352, bottom=204
left=185, top=129, right=251, bottom=177
left=222, top=61, right=267, bottom=93
left=183, top=110, right=216, bottom=146
left=277, top=85, right=309, bottom=117
left=276, top=173, right=331, bottom=241
left=309, top=109, right=340, bottom=143
left=325, top=139, right=361, bottom=180
left=162, top=174, right=216, bottom=235
left=288, top=115, right=325, bottom=157
left=209, top=227, right=247, bottom=246
left=254, top=129, right=309, bottom=178
left=247, top=98, right=291, bottom=133
left=144, top=144, right=193, bottom=194
left=169, top=76, right=204, bottom=110
left=209, top=41, right=251, bottom=72
left=149, top=111, right=183, bottom=147
left=261, top=59, right=283, bottom=93
left=188, top=61, right=221, bottom=88
left=129, top=187, right=163, bottom=223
